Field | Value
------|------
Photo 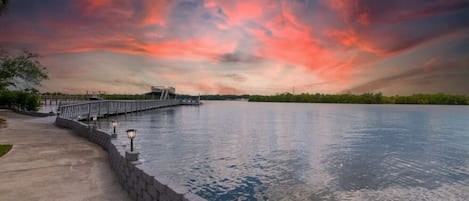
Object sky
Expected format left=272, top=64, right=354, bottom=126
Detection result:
left=0, top=0, right=468, bottom=95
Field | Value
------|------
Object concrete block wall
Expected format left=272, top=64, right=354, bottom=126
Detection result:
left=55, top=117, right=206, bottom=201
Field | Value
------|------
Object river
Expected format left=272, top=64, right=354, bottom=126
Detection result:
left=93, top=101, right=469, bottom=201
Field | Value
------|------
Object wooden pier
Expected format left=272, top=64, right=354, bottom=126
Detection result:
left=57, top=99, right=182, bottom=120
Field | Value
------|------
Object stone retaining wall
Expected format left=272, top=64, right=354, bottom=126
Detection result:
left=55, top=117, right=206, bottom=201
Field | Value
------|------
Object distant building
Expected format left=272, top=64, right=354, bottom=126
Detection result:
left=145, top=86, right=176, bottom=100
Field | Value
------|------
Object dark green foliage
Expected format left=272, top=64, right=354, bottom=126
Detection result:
left=0, top=91, right=40, bottom=111
left=249, top=93, right=469, bottom=105
left=0, top=49, right=48, bottom=90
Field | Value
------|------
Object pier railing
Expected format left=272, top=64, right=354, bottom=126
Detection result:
left=58, top=99, right=181, bottom=120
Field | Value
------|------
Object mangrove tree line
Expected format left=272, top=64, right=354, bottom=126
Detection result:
left=249, top=93, right=469, bottom=105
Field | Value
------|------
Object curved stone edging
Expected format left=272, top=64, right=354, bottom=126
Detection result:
left=55, top=117, right=206, bottom=201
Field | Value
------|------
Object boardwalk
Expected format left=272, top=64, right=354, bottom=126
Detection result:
left=58, top=99, right=181, bottom=120
left=0, top=110, right=132, bottom=201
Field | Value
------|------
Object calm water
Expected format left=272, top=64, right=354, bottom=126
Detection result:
left=38, top=104, right=58, bottom=113
left=96, top=101, right=469, bottom=201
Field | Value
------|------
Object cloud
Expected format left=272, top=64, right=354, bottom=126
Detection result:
left=324, top=0, right=469, bottom=55
left=326, top=0, right=469, bottom=25
left=347, top=58, right=469, bottom=94
left=109, top=79, right=151, bottom=90
left=0, top=0, right=468, bottom=94
left=80, top=0, right=172, bottom=26
left=222, top=73, right=247, bottom=82
left=209, top=84, right=243, bottom=94
left=424, top=57, right=439, bottom=67
left=179, top=82, right=243, bottom=95
left=216, top=52, right=261, bottom=63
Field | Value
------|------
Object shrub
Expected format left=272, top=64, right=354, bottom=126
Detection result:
left=0, top=90, right=40, bottom=111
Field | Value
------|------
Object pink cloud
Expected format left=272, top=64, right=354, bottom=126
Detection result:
left=140, top=0, right=171, bottom=26
left=1, top=0, right=467, bottom=95
left=424, top=57, right=439, bottom=67
left=81, top=0, right=170, bottom=26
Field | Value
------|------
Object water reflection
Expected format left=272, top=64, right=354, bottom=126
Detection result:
left=96, top=102, right=469, bottom=200
left=326, top=106, right=469, bottom=192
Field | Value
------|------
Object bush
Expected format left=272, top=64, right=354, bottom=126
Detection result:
left=0, top=90, right=40, bottom=111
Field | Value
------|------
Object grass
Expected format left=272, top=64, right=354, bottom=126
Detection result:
left=0, top=144, right=12, bottom=157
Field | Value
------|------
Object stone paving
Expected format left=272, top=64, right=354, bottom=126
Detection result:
left=0, top=110, right=132, bottom=201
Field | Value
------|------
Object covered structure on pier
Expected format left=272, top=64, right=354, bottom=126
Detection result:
left=144, top=86, right=176, bottom=100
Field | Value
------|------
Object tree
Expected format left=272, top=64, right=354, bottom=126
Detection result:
left=0, top=0, right=9, bottom=16
left=0, top=49, right=48, bottom=91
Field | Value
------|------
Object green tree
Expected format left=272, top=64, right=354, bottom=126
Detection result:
left=0, top=49, right=48, bottom=91
left=0, top=0, right=8, bottom=16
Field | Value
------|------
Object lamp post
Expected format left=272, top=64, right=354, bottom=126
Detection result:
left=125, top=129, right=139, bottom=161
left=110, top=120, right=118, bottom=138
left=89, top=114, right=98, bottom=131
left=111, top=120, right=118, bottom=134
left=126, top=129, right=136, bottom=152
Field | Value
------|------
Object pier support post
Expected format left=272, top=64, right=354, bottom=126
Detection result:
left=98, top=102, right=101, bottom=117
left=87, top=103, right=91, bottom=120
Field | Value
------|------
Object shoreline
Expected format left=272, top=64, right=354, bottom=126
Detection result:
left=54, top=104, right=206, bottom=201
left=249, top=93, right=469, bottom=105
left=0, top=110, right=132, bottom=201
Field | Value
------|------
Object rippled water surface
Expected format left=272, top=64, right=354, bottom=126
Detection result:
left=96, top=101, right=469, bottom=200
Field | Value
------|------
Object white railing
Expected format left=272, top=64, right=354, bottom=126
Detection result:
left=58, top=99, right=181, bottom=120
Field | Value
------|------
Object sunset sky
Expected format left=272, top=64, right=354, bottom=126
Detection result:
left=0, top=0, right=468, bottom=95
